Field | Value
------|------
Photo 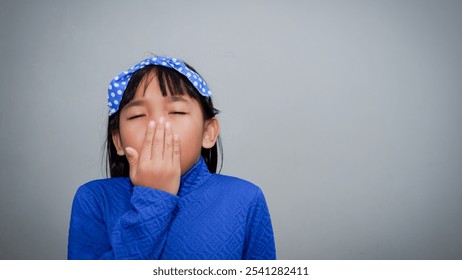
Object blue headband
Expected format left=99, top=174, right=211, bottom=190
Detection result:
left=107, top=56, right=212, bottom=116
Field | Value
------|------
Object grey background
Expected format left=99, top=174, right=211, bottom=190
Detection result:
left=1, top=0, right=461, bottom=259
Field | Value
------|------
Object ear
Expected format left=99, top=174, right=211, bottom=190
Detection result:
left=111, top=130, right=125, bottom=156
left=202, top=117, right=220, bottom=149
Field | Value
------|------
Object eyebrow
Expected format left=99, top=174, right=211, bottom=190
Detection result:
left=124, top=96, right=189, bottom=110
left=124, top=99, right=147, bottom=110
left=166, top=95, right=189, bottom=103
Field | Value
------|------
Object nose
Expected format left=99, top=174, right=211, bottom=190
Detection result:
left=149, top=115, right=166, bottom=123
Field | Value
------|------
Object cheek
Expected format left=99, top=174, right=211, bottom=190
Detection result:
left=119, top=118, right=205, bottom=162
left=171, top=120, right=203, bottom=145
left=120, top=122, right=147, bottom=151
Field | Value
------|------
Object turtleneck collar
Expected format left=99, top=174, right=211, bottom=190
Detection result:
left=178, top=156, right=211, bottom=197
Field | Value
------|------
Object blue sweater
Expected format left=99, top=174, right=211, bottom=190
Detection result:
left=68, top=157, right=276, bottom=259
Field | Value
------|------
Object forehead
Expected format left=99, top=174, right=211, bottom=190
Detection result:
left=126, top=75, right=196, bottom=108
left=133, top=70, right=193, bottom=99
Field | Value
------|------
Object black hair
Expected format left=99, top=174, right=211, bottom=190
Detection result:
left=104, top=63, right=222, bottom=177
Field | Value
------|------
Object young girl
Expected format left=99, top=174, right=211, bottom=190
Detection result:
left=68, top=56, right=276, bottom=259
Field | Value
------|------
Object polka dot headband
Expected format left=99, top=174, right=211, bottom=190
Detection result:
left=107, top=56, right=212, bottom=116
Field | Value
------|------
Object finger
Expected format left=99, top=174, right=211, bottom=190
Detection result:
left=152, top=117, right=165, bottom=159
left=172, top=134, right=181, bottom=169
left=124, top=147, right=139, bottom=180
left=164, top=121, right=173, bottom=162
left=141, top=120, right=156, bottom=161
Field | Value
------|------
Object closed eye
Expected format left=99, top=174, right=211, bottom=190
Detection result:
left=169, top=112, right=187, bottom=115
left=127, top=114, right=146, bottom=120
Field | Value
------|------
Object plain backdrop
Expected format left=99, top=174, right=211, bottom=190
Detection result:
left=1, top=0, right=461, bottom=259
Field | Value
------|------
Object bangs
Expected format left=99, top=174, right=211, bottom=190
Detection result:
left=116, top=65, right=217, bottom=120
left=138, top=66, right=201, bottom=100
left=115, top=65, right=205, bottom=117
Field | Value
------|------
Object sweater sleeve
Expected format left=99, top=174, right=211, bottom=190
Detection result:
left=242, top=188, right=277, bottom=260
left=68, top=184, right=178, bottom=260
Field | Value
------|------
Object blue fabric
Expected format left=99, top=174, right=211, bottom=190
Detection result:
left=68, top=157, right=276, bottom=259
left=108, top=56, right=212, bottom=116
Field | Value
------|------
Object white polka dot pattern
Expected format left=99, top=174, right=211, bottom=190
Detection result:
left=107, top=56, right=212, bottom=116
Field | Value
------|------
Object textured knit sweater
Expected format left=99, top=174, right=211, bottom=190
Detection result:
left=68, top=157, right=276, bottom=259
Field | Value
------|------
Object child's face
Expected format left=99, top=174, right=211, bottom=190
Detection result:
left=112, top=75, right=217, bottom=175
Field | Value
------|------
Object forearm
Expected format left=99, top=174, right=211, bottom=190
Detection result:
left=68, top=185, right=179, bottom=260
left=110, top=186, right=179, bottom=259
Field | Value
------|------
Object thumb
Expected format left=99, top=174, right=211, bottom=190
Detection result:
left=124, top=147, right=139, bottom=177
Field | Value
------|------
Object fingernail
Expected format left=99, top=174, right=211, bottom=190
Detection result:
left=159, top=117, right=165, bottom=124
left=165, top=121, right=171, bottom=129
left=149, top=120, right=155, bottom=127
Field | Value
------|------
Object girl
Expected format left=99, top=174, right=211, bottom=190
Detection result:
left=68, top=56, right=276, bottom=259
